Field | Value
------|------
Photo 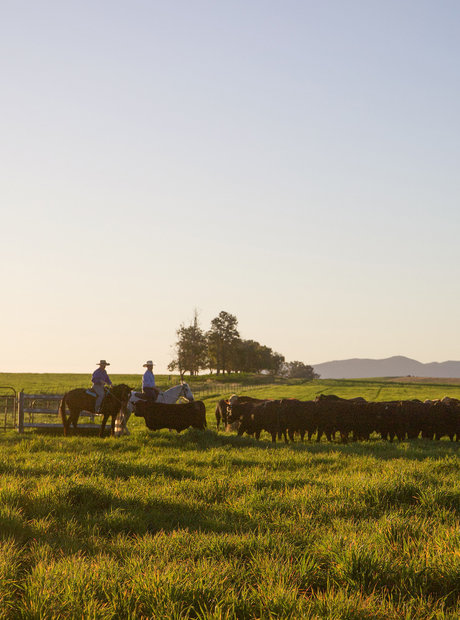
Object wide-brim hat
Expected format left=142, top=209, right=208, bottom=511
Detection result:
left=143, top=360, right=155, bottom=367
left=98, top=360, right=110, bottom=366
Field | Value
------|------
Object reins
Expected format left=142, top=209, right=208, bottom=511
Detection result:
left=103, top=385, right=130, bottom=407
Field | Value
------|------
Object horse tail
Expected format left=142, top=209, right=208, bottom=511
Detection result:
left=59, top=395, right=68, bottom=434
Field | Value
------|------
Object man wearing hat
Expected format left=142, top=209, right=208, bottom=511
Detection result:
left=142, top=361, right=159, bottom=401
left=91, top=360, right=113, bottom=412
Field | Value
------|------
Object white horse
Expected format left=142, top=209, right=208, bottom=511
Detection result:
left=114, top=382, right=194, bottom=436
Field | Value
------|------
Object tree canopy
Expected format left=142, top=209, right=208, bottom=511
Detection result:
left=169, top=310, right=315, bottom=379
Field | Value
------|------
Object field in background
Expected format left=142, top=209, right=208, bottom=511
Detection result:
left=390, top=376, right=460, bottom=385
left=3, top=372, right=460, bottom=402
left=0, top=375, right=458, bottom=618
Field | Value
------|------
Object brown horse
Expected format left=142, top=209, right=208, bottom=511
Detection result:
left=59, top=384, right=132, bottom=437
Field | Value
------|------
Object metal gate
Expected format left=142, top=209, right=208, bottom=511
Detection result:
left=0, top=387, right=17, bottom=430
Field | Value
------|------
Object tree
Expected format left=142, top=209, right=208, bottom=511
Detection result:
left=281, top=361, right=319, bottom=380
left=234, top=339, right=284, bottom=374
left=168, top=309, right=207, bottom=376
left=206, top=311, right=240, bottom=374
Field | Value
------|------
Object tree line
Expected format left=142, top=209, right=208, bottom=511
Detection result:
left=168, top=310, right=319, bottom=380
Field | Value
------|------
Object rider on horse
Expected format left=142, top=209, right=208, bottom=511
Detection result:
left=142, top=360, right=160, bottom=401
left=91, top=360, right=112, bottom=412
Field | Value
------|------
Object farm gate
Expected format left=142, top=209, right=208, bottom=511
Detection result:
left=0, top=386, right=17, bottom=430
left=17, top=392, right=101, bottom=433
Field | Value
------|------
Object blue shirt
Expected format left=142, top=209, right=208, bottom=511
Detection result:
left=92, top=368, right=112, bottom=386
left=142, top=369, right=156, bottom=389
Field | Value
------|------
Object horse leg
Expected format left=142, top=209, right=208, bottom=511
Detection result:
left=63, top=409, right=72, bottom=435
left=99, top=414, right=109, bottom=437
left=73, top=410, right=80, bottom=431
left=119, top=411, right=131, bottom=436
left=110, top=413, right=118, bottom=437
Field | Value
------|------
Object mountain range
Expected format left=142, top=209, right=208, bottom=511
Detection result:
left=312, top=356, right=460, bottom=379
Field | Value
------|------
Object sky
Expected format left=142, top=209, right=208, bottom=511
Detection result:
left=1, top=1, right=460, bottom=374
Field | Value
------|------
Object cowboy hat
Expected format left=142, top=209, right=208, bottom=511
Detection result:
left=143, top=360, right=155, bottom=367
left=98, top=360, right=110, bottom=366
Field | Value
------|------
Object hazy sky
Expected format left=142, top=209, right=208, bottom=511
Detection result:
left=2, top=1, right=460, bottom=374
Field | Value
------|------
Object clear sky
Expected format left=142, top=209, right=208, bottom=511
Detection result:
left=2, top=1, right=460, bottom=374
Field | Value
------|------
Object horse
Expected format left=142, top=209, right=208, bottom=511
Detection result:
left=59, top=384, right=132, bottom=437
left=114, top=382, right=195, bottom=436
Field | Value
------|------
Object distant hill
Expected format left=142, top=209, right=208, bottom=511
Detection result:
left=313, top=356, right=460, bottom=379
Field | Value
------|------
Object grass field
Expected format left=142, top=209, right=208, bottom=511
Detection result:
left=0, top=375, right=459, bottom=618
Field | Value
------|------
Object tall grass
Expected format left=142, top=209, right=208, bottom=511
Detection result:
left=0, top=430, right=458, bottom=618
left=0, top=378, right=458, bottom=617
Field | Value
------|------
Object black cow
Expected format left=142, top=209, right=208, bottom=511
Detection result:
left=280, top=399, right=319, bottom=442
left=134, top=400, right=207, bottom=432
left=429, top=400, right=459, bottom=441
left=314, top=395, right=372, bottom=443
left=234, top=400, right=287, bottom=443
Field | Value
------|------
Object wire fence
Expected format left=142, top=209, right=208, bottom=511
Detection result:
left=190, top=382, right=271, bottom=399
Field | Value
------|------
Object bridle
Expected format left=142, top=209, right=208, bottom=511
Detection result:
left=104, top=385, right=131, bottom=407
left=178, top=382, right=193, bottom=402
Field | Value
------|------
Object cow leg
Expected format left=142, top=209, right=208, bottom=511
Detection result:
left=271, top=432, right=277, bottom=442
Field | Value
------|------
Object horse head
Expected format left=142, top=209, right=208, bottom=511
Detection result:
left=111, top=384, right=134, bottom=404
left=181, top=382, right=194, bottom=401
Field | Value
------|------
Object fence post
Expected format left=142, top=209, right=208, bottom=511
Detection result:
left=17, top=391, right=24, bottom=434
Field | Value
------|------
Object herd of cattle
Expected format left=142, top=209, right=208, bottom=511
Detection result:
left=214, top=394, right=460, bottom=443
left=131, top=392, right=460, bottom=443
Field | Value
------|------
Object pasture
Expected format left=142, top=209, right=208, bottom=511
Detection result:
left=0, top=376, right=458, bottom=618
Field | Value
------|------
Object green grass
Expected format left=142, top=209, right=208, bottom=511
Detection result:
left=0, top=372, right=282, bottom=395
left=0, top=377, right=459, bottom=618
left=4, top=372, right=460, bottom=400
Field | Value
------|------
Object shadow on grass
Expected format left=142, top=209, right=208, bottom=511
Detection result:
left=165, top=428, right=460, bottom=462
left=0, top=456, right=203, bottom=482
left=0, top=482, right=263, bottom=553
left=3, top=426, right=459, bottom=462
